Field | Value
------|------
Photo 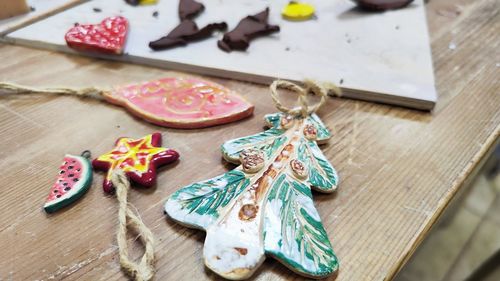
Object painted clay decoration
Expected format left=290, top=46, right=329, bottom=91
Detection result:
left=44, top=151, right=93, bottom=213
left=93, top=133, right=179, bottom=193
left=282, top=1, right=316, bottom=21
left=218, top=8, right=280, bottom=52
left=354, top=0, right=414, bottom=11
left=149, top=20, right=227, bottom=51
left=104, top=77, right=254, bottom=129
left=65, top=16, right=129, bottom=55
left=125, top=0, right=157, bottom=6
left=165, top=81, right=340, bottom=279
left=179, top=0, right=205, bottom=20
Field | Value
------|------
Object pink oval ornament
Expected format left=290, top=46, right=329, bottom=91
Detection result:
left=104, top=77, right=254, bottom=129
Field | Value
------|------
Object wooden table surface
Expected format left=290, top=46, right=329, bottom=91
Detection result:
left=0, top=0, right=498, bottom=280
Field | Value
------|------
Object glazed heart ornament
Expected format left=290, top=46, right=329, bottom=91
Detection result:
left=65, top=16, right=129, bottom=54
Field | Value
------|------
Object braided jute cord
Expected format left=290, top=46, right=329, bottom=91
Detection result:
left=270, top=80, right=342, bottom=117
left=0, top=82, right=106, bottom=100
left=111, top=169, right=155, bottom=281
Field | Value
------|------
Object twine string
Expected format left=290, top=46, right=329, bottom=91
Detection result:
left=0, top=82, right=105, bottom=100
left=270, top=80, right=341, bottom=117
left=111, top=169, right=155, bottom=281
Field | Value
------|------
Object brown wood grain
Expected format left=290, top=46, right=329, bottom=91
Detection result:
left=0, top=0, right=498, bottom=280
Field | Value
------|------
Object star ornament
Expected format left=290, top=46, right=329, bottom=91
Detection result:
left=93, top=133, right=179, bottom=193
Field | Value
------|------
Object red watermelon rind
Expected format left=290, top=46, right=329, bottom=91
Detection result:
left=44, top=155, right=93, bottom=213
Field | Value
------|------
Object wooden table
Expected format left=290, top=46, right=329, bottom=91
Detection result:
left=0, top=0, right=498, bottom=280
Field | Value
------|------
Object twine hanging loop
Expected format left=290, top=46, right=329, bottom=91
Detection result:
left=270, top=80, right=341, bottom=117
left=111, top=169, right=156, bottom=281
left=0, top=82, right=106, bottom=100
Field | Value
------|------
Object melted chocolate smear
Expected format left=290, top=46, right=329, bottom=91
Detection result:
left=179, top=0, right=205, bottom=20
left=149, top=20, right=227, bottom=51
left=217, top=8, right=280, bottom=52
left=355, top=0, right=414, bottom=11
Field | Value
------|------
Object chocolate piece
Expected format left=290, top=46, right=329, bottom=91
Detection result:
left=149, top=20, right=227, bottom=50
left=179, top=0, right=204, bottom=20
left=125, top=0, right=139, bottom=6
left=354, top=0, right=414, bottom=11
left=218, top=8, right=280, bottom=52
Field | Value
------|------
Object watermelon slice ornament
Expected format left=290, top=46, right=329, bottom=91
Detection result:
left=43, top=151, right=93, bottom=213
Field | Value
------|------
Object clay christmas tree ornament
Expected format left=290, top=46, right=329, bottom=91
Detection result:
left=104, top=77, right=254, bottom=129
left=65, top=16, right=129, bottom=55
left=43, top=151, right=93, bottom=213
left=165, top=80, right=341, bottom=279
left=93, top=133, right=179, bottom=193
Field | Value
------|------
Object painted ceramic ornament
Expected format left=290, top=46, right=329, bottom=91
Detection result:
left=104, top=77, right=254, bottom=129
left=65, top=16, right=129, bottom=55
left=44, top=151, right=93, bottom=213
left=125, top=0, right=157, bottom=6
left=93, top=133, right=179, bottom=193
left=282, top=1, right=316, bottom=21
left=165, top=81, right=340, bottom=279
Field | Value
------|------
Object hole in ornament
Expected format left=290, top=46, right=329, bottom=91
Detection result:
left=234, top=247, right=248, bottom=255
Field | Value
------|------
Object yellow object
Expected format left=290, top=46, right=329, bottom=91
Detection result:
left=282, top=1, right=315, bottom=21
left=139, top=0, right=158, bottom=5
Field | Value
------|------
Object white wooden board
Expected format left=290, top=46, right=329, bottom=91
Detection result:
left=0, top=0, right=85, bottom=36
left=4, top=0, right=437, bottom=110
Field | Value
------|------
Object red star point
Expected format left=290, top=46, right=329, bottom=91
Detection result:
left=93, top=132, right=179, bottom=193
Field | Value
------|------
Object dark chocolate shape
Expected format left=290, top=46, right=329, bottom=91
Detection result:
left=179, top=0, right=205, bottom=20
left=125, top=0, right=139, bottom=6
left=354, top=0, right=414, bottom=11
left=149, top=20, right=227, bottom=50
left=217, top=8, right=280, bottom=52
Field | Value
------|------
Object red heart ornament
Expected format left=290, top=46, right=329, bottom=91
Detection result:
left=65, top=16, right=129, bottom=55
